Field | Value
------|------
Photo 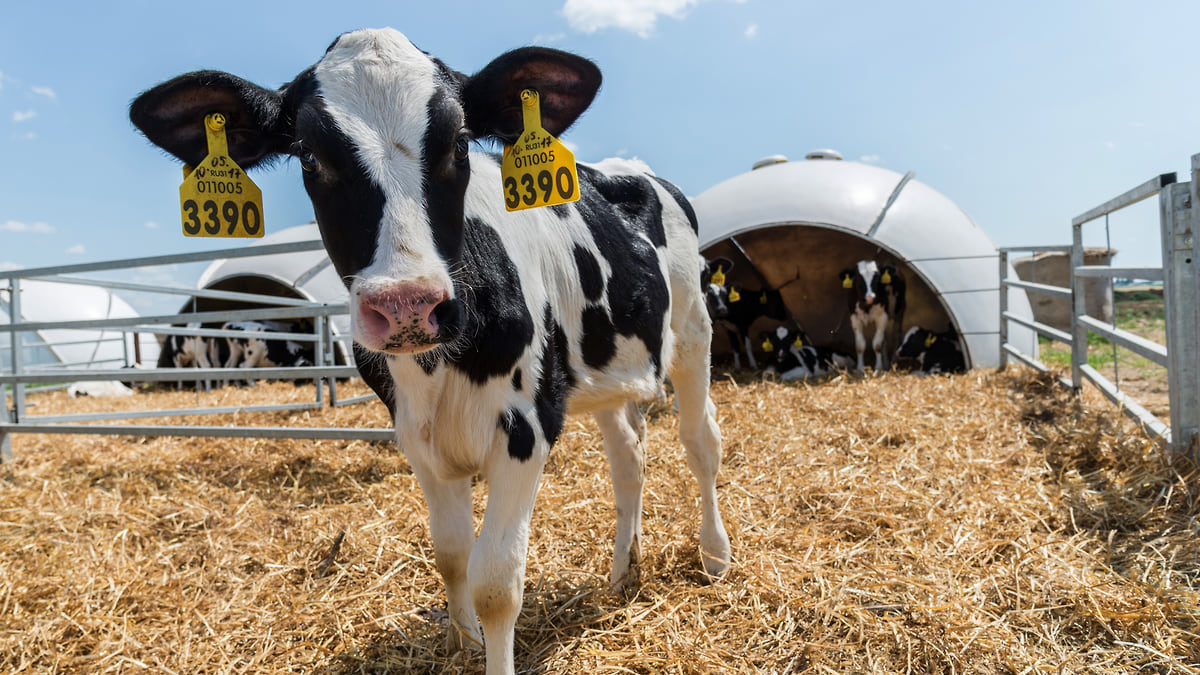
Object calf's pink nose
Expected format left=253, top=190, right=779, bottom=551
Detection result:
left=358, top=285, right=448, bottom=344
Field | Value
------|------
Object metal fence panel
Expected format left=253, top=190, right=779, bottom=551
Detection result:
left=1002, top=159, right=1198, bottom=458
left=1, top=241, right=392, bottom=460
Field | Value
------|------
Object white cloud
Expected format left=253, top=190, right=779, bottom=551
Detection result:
left=66, top=244, right=86, bottom=255
left=144, top=221, right=160, bottom=229
left=0, top=261, right=23, bottom=272
left=12, top=109, right=36, bottom=123
left=12, top=130, right=36, bottom=141
left=1105, top=141, right=1116, bottom=150
left=563, top=0, right=700, bottom=37
left=744, top=23, right=758, bottom=38
left=860, top=154, right=882, bottom=164
left=30, top=86, right=56, bottom=100
left=1, top=220, right=55, bottom=234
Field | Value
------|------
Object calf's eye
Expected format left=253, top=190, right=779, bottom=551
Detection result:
left=299, top=150, right=319, bottom=173
left=454, top=134, right=470, bottom=161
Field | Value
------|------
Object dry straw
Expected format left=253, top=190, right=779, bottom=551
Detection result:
left=2, top=369, right=1197, bottom=673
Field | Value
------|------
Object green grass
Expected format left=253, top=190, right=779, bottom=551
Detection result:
left=1037, top=290, right=1166, bottom=377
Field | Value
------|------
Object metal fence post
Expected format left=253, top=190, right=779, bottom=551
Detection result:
left=1070, top=229, right=1085, bottom=392
left=998, top=250, right=1009, bottom=367
left=8, top=278, right=25, bottom=423
left=0, top=394, right=10, bottom=462
left=313, top=316, right=326, bottom=408
left=1163, top=161, right=1200, bottom=457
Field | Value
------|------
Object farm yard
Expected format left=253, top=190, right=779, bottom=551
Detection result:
left=2, top=368, right=1198, bottom=673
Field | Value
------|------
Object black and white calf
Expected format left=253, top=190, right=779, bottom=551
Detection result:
left=759, top=325, right=854, bottom=381
left=895, top=325, right=966, bottom=375
left=156, top=330, right=212, bottom=390
left=131, top=29, right=730, bottom=675
left=702, top=257, right=791, bottom=369
left=840, top=260, right=906, bottom=372
left=220, top=320, right=314, bottom=384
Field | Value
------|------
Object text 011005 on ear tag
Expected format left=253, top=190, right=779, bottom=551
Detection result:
left=178, top=113, right=265, bottom=238
left=500, top=89, right=580, bottom=212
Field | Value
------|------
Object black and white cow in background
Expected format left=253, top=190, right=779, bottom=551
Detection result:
left=895, top=325, right=966, bottom=375
left=759, top=325, right=854, bottom=381
left=702, top=257, right=791, bottom=369
left=220, top=319, right=314, bottom=385
left=131, top=29, right=730, bottom=675
left=840, top=260, right=906, bottom=372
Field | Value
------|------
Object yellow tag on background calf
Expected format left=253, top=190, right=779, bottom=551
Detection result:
left=179, top=113, right=264, bottom=237
left=500, top=90, right=580, bottom=212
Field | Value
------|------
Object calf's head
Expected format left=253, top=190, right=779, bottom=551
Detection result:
left=130, top=28, right=601, bottom=355
left=702, top=257, right=734, bottom=320
left=841, top=260, right=898, bottom=307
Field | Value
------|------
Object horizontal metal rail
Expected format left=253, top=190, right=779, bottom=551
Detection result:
left=135, top=324, right=327, bottom=343
left=26, top=357, right=127, bottom=370
left=1072, top=173, right=1177, bottom=227
left=904, top=254, right=999, bottom=263
left=1002, top=311, right=1072, bottom=344
left=25, top=401, right=324, bottom=425
left=1, top=304, right=348, bottom=334
left=1077, top=315, right=1169, bottom=366
left=1002, top=278, right=1073, bottom=298
left=0, top=239, right=328, bottom=281
left=41, top=275, right=319, bottom=307
left=1074, top=265, right=1164, bottom=281
left=331, top=393, right=379, bottom=407
left=1079, top=364, right=1170, bottom=442
left=1002, top=343, right=1051, bottom=373
left=0, top=365, right=357, bottom=385
left=0, top=422, right=395, bottom=442
left=1002, top=344, right=1074, bottom=389
left=997, top=244, right=1075, bottom=254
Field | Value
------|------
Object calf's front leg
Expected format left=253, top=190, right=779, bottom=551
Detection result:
left=872, top=315, right=889, bottom=371
left=471, top=439, right=548, bottom=675
left=850, top=313, right=867, bottom=373
left=407, top=455, right=481, bottom=650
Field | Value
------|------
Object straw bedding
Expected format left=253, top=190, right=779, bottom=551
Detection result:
left=1, top=368, right=1197, bottom=673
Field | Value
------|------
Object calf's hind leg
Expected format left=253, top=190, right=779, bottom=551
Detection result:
left=668, top=335, right=731, bottom=579
left=595, top=400, right=646, bottom=587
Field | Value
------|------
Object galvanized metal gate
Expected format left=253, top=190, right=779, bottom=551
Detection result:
left=1000, top=153, right=1200, bottom=458
left=1, top=240, right=394, bottom=461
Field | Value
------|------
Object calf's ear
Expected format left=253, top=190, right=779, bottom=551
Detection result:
left=462, top=47, right=602, bottom=144
left=130, top=70, right=291, bottom=169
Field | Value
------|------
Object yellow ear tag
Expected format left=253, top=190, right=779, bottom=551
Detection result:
left=793, top=336, right=804, bottom=349
left=711, top=266, right=726, bottom=286
left=842, top=275, right=853, bottom=289
left=759, top=291, right=768, bottom=304
left=881, top=270, right=892, bottom=284
left=924, top=333, right=937, bottom=348
left=500, top=90, right=580, bottom=212
left=728, top=288, right=741, bottom=303
left=178, top=113, right=264, bottom=238
left=761, top=339, right=774, bottom=352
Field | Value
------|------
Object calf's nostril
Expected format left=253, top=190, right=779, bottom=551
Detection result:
left=361, top=305, right=392, bottom=336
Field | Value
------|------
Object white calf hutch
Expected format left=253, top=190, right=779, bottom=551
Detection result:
left=692, top=151, right=1037, bottom=368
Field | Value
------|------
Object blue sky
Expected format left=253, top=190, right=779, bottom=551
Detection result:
left=4, top=0, right=1200, bottom=310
